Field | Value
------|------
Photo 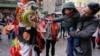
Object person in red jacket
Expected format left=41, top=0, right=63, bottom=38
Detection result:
left=45, top=13, right=59, bottom=56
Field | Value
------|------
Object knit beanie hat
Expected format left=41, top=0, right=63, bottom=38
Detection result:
left=87, top=2, right=100, bottom=14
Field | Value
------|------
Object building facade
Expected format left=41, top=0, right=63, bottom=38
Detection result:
left=43, top=0, right=56, bottom=14
left=55, top=0, right=65, bottom=12
left=0, top=0, right=20, bottom=15
left=89, top=0, right=100, bottom=4
left=0, top=0, right=38, bottom=15
left=42, top=0, right=65, bottom=14
left=65, top=0, right=89, bottom=7
left=42, top=0, right=90, bottom=14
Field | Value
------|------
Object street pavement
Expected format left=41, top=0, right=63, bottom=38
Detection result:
left=0, top=33, right=100, bottom=56
left=0, top=32, right=11, bottom=56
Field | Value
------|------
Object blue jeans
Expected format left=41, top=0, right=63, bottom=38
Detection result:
left=73, top=38, right=80, bottom=47
left=69, top=28, right=80, bottom=47
left=67, top=37, right=73, bottom=56
left=67, top=28, right=80, bottom=56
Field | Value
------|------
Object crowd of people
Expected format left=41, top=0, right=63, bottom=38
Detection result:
left=0, top=12, right=16, bottom=40
left=0, top=1, right=100, bottom=56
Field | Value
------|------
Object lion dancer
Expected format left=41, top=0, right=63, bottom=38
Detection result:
left=16, top=0, right=45, bottom=56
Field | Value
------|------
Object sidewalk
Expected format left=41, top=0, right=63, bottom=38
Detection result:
left=0, top=33, right=100, bottom=56
left=42, top=39, right=67, bottom=56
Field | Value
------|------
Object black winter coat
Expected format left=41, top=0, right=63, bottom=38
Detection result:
left=70, top=16, right=99, bottom=56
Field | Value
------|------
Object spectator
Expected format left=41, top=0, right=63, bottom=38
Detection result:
left=52, top=2, right=82, bottom=56
left=45, top=13, right=59, bottom=56
left=70, top=2, right=100, bottom=56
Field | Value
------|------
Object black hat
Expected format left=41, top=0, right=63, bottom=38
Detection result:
left=88, top=2, right=100, bottom=14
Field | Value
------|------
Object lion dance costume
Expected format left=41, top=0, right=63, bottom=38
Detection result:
left=6, top=0, right=45, bottom=56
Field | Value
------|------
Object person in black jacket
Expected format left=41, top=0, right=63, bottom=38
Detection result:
left=70, top=2, right=100, bottom=56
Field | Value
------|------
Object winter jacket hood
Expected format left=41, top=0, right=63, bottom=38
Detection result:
left=62, top=2, right=79, bottom=15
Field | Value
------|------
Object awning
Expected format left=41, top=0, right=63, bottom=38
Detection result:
left=0, top=3, right=17, bottom=8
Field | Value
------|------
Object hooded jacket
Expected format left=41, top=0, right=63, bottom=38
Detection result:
left=53, top=2, right=81, bottom=31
